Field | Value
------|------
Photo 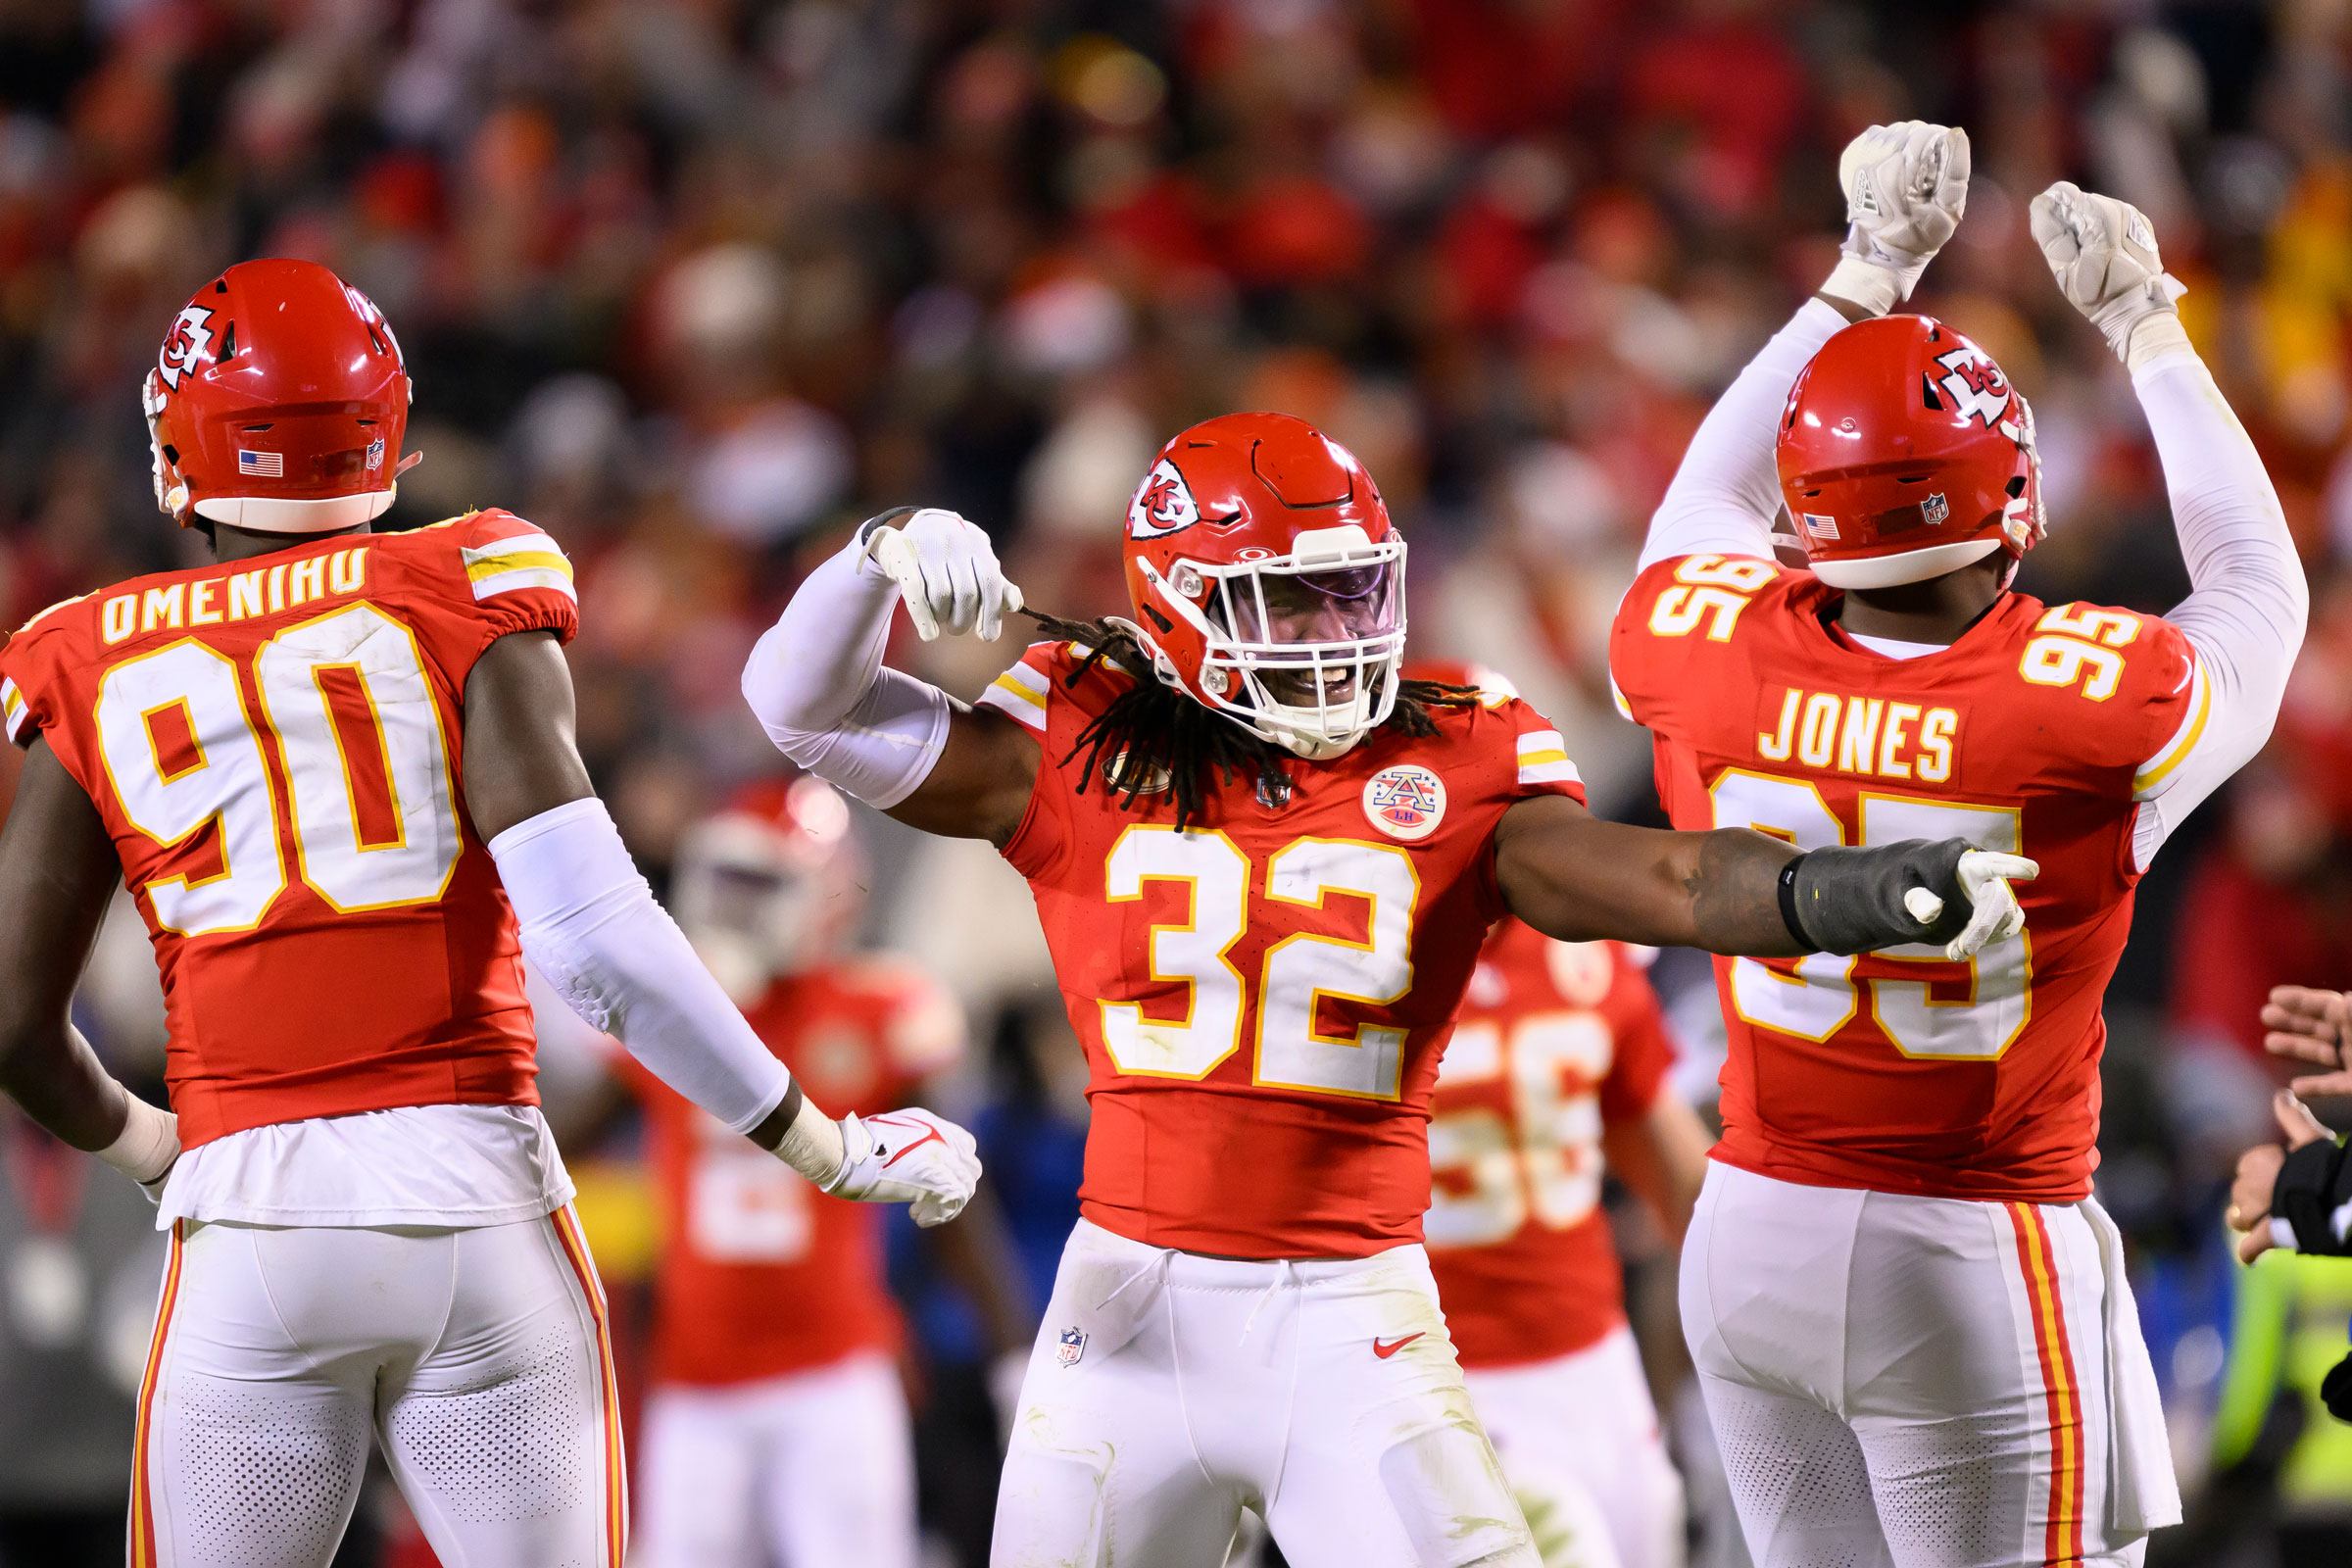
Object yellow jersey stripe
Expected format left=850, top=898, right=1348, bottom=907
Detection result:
left=990, top=671, right=1047, bottom=710
left=2132, top=664, right=2210, bottom=794
left=465, top=550, right=573, bottom=583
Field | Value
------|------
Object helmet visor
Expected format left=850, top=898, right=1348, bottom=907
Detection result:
left=1218, top=561, right=1400, bottom=646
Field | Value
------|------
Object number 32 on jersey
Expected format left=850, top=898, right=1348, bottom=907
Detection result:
left=1100, top=825, right=1418, bottom=1101
left=1713, top=771, right=2030, bottom=1060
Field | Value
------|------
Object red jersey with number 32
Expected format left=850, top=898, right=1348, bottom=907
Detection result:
left=1425, top=923, right=1674, bottom=1367
left=616, top=957, right=964, bottom=1387
left=976, top=642, right=1586, bottom=1259
left=1609, top=554, right=2204, bottom=1201
left=0, top=511, right=577, bottom=1148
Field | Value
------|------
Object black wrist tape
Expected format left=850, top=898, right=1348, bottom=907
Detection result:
left=2276, top=1136, right=2352, bottom=1255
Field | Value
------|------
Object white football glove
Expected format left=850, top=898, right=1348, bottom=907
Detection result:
left=2029, top=181, right=2190, bottom=370
left=1823, top=122, right=1972, bottom=317
left=1902, top=850, right=2038, bottom=961
left=858, top=507, right=1025, bottom=642
left=822, top=1108, right=982, bottom=1227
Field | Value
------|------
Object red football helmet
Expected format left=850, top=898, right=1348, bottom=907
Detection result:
left=144, top=258, right=413, bottom=535
left=669, top=776, right=863, bottom=1004
left=1777, top=315, right=2045, bottom=591
left=1120, top=412, right=1406, bottom=760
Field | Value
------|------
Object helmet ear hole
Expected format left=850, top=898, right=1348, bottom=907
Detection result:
left=1921, top=374, right=1944, bottom=412
left=2005, top=475, right=2028, bottom=498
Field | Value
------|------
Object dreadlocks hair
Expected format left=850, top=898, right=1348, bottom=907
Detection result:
left=1017, top=608, right=1480, bottom=830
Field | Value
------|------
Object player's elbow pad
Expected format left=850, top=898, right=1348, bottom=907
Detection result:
left=743, top=655, right=953, bottom=810
left=488, top=798, right=791, bottom=1136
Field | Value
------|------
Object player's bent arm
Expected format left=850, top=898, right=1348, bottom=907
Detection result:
left=463, top=632, right=981, bottom=1224
left=1599, top=1089, right=1713, bottom=1246
left=0, top=739, right=180, bottom=1186
left=1494, top=794, right=2036, bottom=958
left=741, top=512, right=1038, bottom=844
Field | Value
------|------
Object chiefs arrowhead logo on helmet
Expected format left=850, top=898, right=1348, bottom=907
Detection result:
left=1127, top=458, right=1202, bottom=539
left=155, top=307, right=216, bottom=391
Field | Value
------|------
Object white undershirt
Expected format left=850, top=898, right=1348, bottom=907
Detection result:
left=1844, top=632, right=1945, bottom=661
left=157, top=1104, right=573, bottom=1230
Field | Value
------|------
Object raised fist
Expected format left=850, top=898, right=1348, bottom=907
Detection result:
left=1824, top=122, right=1973, bottom=317
left=2030, top=181, right=2189, bottom=370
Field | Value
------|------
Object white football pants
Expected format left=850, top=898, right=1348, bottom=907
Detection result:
left=993, top=1217, right=1538, bottom=1568
left=635, top=1349, right=917, bottom=1568
left=1465, top=1325, right=1687, bottom=1568
left=1680, top=1163, right=2178, bottom=1568
left=130, top=1210, right=623, bottom=1568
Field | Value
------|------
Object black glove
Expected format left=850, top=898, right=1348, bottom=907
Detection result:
left=1781, top=838, right=2032, bottom=957
left=2274, top=1135, right=2352, bottom=1256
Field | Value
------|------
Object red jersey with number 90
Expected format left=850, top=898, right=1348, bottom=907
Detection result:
left=1608, top=554, right=2203, bottom=1202
left=1425, top=923, right=1674, bottom=1367
left=616, top=957, right=965, bottom=1387
left=976, top=642, right=1586, bottom=1259
left=0, top=511, right=577, bottom=1148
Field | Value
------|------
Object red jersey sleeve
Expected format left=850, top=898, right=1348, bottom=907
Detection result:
left=1607, top=552, right=1790, bottom=740
left=1495, top=694, right=1586, bottom=806
left=443, top=508, right=580, bottom=646
left=978, top=640, right=1131, bottom=882
left=0, top=594, right=94, bottom=749
left=1596, top=948, right=1676, bottom=1126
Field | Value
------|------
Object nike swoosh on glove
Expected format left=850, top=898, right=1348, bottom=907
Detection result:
left=824, top=1108, right=983, bottom=1227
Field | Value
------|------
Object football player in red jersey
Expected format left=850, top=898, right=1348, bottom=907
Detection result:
left=1611, top=124, right=2307, bottom=1565
left=0, top=259, right=981, bottom=1568
left=742, top=408, right=2036, bottom=1559
left=1427, top=917, right=1707, bottom=1568
left=560, top=777, right=981, bottom=1568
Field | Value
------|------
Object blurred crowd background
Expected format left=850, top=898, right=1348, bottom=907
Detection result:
left=6, top=0, right=2352, bottom=1562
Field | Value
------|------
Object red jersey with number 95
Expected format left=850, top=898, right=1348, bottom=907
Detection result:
left=0, top=510, right=576, bottom=1148
left=976, top=642, right=1586, bottom=1259
left=1608, top=554, right=2205, bottom=1202
left=614, top=957, right=965, bottom=1387
left=1425, top=923, right=1675, bottom=1367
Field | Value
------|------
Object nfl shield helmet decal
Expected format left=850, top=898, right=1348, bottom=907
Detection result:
left=1056, top=1326, right=1088, bottom=1366
left=1362, top=764, right=1446, bottom=842
left=1127, top=458, right=1201, bottom=538
left=1921, top=492, right=1949, bottom=525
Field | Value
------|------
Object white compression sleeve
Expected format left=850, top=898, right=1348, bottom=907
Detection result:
left=741, top=535, right=952, bottom=809
left=1642, top=297, right=1851, bottom=569
left=490, top=798, right=792, bottom=1135
left=2130, top=349, right=2311, bottom=867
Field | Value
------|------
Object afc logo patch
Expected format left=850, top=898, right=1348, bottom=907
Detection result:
left=1056, top=1326, right=1088, bottom=1367
left=1362, top=764, right=1446, bottom=842
left=1127, top=458, right=1200, bottom=538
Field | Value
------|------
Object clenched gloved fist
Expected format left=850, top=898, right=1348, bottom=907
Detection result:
left=1784, top=839, right=2037, bottom=960
left=1823, top=122, right=1973, bottom=318
left=858, top=507, right=1025, bottom=642
left=2030, top=181, right=2190, bottom=371
left=822, top=1108, right=982, bottom=1227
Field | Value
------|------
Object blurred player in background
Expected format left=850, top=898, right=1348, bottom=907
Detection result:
left=739, top=408, right=2032, bottom=1566
left=1428, top=917, right=1706, bottom=1568
left=1412, top=662, right=1704, bottom=1568
left=0, top=259, right=979, bottom=1568
left=549, top=775, right=1024, bottom=1568
left=1612, top=123, right=2306, bottom=1565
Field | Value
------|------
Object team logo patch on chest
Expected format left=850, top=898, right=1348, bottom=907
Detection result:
left=1056, top=1326, right=1088, bottom=1366
left=1362, top=764, right=1446, bottom=842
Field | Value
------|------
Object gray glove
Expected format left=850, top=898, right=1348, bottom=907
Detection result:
left=1785, top=840, right=2037, bottom=959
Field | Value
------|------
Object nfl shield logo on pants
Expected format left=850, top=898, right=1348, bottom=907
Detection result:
left=1056, top=1326, right=1088, bottom=1367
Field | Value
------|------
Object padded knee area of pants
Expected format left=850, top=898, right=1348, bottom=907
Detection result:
left=992, top=1447, right=1109, bottom=1568
left=176, top=1376, right=368, bottom=1568
left=1377, top=1417, right=1535, bottom=1568
left=386, top=1321, right=590, bottom=1525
